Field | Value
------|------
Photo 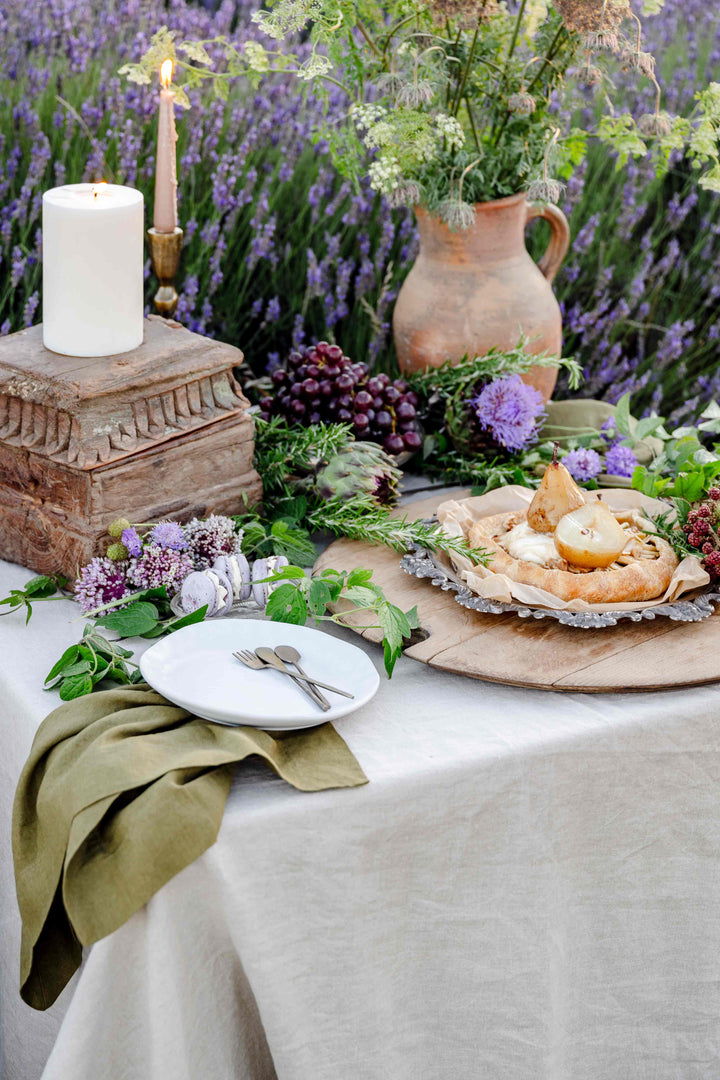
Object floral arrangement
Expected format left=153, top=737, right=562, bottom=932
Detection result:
left=124, top=4, right=720, bottom=228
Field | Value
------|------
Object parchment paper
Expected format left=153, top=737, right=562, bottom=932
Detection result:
left=437, top=486, right=710, bottom=613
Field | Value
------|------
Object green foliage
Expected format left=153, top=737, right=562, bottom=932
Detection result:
left=44, top=626, right=144, bottom=700
left=407, top=343, right=583, bottom=397
left=262, top=564, right=421, bottom=676
left=253, top=416, right=488, bottom=563
left=155, top=4, right=720, bottom=213
left=0, top=575, right=68, bottom=625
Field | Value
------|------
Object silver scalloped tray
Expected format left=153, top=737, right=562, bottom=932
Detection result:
left=400, top=524, right=720, bottom=629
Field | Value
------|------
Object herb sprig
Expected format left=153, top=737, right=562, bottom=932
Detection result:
left=0, top=574, right=69, bottom=624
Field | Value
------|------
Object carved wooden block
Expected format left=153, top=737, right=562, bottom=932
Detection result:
left=0, top=317, right=263, bottom=576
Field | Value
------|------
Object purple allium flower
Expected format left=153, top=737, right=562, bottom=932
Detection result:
left=121, top=527, right=143, bottom=557
left=183, top=514, right=243, bottom=569
left=75, top=558, right=130, bottom=613
left=471, top=375, right=546, bottom=452
left=127, top=545, right=194, bottom=592
left=150, top=521, right=188, bottom=551
left=562, top=448, right=603, bottom=482
left=604, top=444, right=639, bottom=478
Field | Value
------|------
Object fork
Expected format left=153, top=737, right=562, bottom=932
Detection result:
left=233, top=649, right=327, bottom=710
left=232, top=651, right=353, bottom=698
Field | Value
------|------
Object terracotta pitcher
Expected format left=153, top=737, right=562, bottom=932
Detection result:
left=393, top=192, right=571, bottom=401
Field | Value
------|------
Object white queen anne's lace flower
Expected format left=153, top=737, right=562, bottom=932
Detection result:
left=296, top=53, right=333, bottom=81
left=243, top=41, right=270, bottom=73
left=368, top=157, right=402, bottom=195
left=434, top=113, right=465, bottom=151
left=350, top=103, right=387, bottom=131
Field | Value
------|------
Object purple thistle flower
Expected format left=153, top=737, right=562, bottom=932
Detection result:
left=183, top=514, right=243, bottom=569
left=604, top=444, right=639, bottom=478
left=150, top=520, right=188, bottom=551
left=75, top=557, right=130, bottom=613
left=121, top=527, right=143, bottom=557
left=471, top=375, right=546, bottom=452
left=127, top=545, right=194, bottom=592
left=562, top=448, right=603, bottom=482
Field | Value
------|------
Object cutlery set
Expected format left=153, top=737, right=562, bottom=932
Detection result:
left=232, top=647, right=353, bottom=711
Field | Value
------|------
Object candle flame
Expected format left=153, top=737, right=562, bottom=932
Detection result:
left=92, top=181, right=108, bottom=199
left=160, top=59, right=173, bottom=89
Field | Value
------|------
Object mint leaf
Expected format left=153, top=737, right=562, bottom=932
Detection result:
left=24, top=575, right=61, bottom=598
left=307, top=577, right=335, bottom=617
left=634, top=415, right=664, bottom=441
left=59, top=673, right=94, bottom=701
left=256, top=565, right=306, bottom=584
left=162, top=606, right=209, bottom=633
left=614, top=393, right=631, bottom=436
left=45, top=645, right=80, bottom=684
left=270, top=520, right=317, bottom=565
left=266, top=583, right=308, bottom=624
left=404, top=605, right=421, bottom=630
left=346, top=568, right=373, bottom=588
left=95, top=601, right=159, bottom=638
left=378, top=602, right=411, bottom=649
left=343, top=585, right=381, bottom=608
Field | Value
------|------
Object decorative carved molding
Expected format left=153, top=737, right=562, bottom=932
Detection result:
left=0, top=369, right=251, bottom=469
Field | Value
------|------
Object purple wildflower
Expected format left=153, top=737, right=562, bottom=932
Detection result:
left=604, top=444, right=639, bottom=478
left=127, top=545, right=194, bottom=592
left=562, top=448, right=603, bottom=482
left=600, top=417, right=619, bottom=444
left=471, top=375, right=546, bottom=452
left=75, top=558, right=130, bottom=613
left=150, top=520, right=188, bottom=551
left=121, top=527, right=143, bottom=557
left=183, top=514, right=244, bottom=568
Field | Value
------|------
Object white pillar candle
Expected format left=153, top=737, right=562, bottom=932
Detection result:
left=42, top=183, right=144, bottom=357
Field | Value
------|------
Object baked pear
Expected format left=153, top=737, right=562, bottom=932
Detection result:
left=527, top=445, right=585, bottom=534
left=554, top=498, right=629, bottom=569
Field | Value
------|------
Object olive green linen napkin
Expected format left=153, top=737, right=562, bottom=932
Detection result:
left=13, top=684, right=367, bottom=1011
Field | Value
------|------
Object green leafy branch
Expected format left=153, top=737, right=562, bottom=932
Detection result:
left=407, top=342, right=583, bottom=397
left=260, top=564, right=421, bottom=676
left=44, top=625, right=144, bottom=701
left=0, top=574, right=68, bottom=625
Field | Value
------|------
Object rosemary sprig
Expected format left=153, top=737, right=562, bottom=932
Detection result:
left=408, top=342, right=583, bottom=396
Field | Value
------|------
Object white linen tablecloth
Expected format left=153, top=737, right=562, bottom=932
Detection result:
left=2, top=550, right=720, bottom=1080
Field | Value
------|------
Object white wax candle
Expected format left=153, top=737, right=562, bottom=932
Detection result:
left=42, top=183, right=144, bottom=357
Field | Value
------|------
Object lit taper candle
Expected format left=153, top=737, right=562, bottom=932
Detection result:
left=153, top=58, right=178, bottom=233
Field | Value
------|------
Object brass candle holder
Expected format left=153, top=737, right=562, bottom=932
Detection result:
left=147, top=226, right=183, bottom=317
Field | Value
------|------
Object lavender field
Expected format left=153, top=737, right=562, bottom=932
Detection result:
left=1, top=0, right=719, bottom=420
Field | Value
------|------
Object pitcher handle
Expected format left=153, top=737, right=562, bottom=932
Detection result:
left=525, top=201, right=570, bottom=285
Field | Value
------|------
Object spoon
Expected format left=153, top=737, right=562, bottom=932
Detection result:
left=274, top=645, right=331, bottom=711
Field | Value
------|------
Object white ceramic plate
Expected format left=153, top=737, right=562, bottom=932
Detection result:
left=139, top=618, right=380, bottom=729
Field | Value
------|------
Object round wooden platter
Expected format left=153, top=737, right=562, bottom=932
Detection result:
left=313, top=489, right=720, bottom=694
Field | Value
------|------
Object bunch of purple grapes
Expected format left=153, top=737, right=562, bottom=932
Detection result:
left=258, top=341, right=423, bottom=455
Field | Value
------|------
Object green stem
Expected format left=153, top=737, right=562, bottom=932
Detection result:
left=505, top=0, right=528, bottom=68
left=451, top=16, right=481, bottom=116
left=465, top=96, right=481, bottom=152
left=355, top=19, right=383, bottom=59
left=526, top=24, right=566, bottom=93
left=381, top=8, right=431, bottom=59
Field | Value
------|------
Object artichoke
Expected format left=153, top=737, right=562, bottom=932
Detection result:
left=314, top=441, right=402, bottom=507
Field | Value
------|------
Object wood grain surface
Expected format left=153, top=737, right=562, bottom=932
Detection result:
left=313, top=490, right=720, bottom=693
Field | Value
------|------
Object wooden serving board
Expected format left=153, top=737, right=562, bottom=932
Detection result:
left=313, top=490, right=720, bottom=694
